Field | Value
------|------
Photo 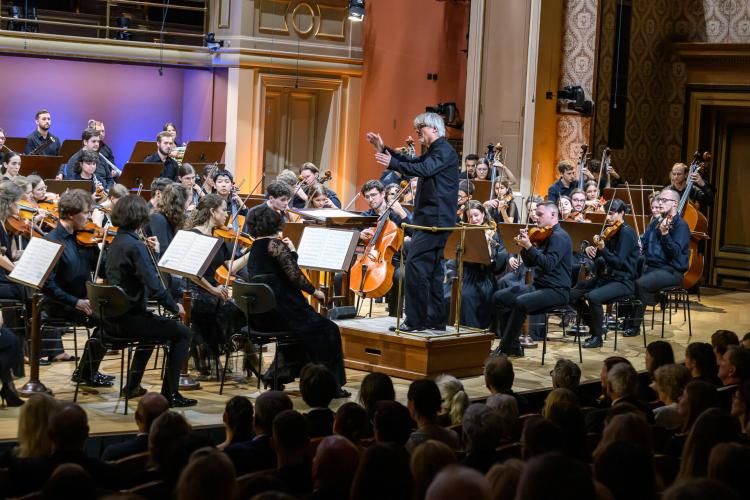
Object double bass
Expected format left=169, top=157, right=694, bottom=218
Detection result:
left=677, top=151, right=711, bottom=289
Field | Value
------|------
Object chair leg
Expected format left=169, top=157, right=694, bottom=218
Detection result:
left=152, top=345, right=159, bottom=370
left=661, top=301, right=666, bottom=338
left=686, top=294, right=692, bottom=338
left=681, top=292, right=687, bottom=322
left=273, top=340, right=280, bottom=389
left=124, top=346, right=132, bottom=416
left=219, top=348, right=231, bottom=395
left=613, top=303, right=619, bottom=351
left=256, top=342, right=263, bottom=391
left=541, top=314, right=548, bottom=366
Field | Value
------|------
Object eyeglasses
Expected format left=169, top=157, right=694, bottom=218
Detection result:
left=656, top=197, right=676, bottom=203
left=415, top=123, right=427, bottom=132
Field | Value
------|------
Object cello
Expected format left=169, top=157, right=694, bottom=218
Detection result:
left=348, top=182, right=409, bottom=298
left=677, top=151, right=711, bottom=289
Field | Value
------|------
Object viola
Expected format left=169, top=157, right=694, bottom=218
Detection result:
left=213, top=226, right=254, bottom=247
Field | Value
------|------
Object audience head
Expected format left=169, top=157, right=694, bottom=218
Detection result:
left=42, top=463, right=96, bottom=500
left=176, top=447, right=236, bottom=500
left=685, top=342, right=719, bottom=381
left=407, top=379, right=442, bottom=423
left=135, top=392, right=169, bottom=434
left=410, top=440, right=456, bottom=500
left=485, top=394, right=519, bottom=441
left=743, top=332, right=750, bottom=350
left=718, top=346, right=750, bottom=386
left=424, top=464, right=490, bottom=500
left=373, top=400, right=413, bottom=446
left=521, top=416, right=563, bottom=459
left=435, top=374, right=469, bottom=426
left=711, top=330, right=739, bottom=363
left=542, top=388, right=579, bottom=419
left=606, top=362, right=638, bottom=400
left=542, top=389, right=586, bottom=459
left=486, top=459, right=524, bottom=500
left=149, top=411, right=192, bottom=469
left=594, top=442, right=656, bottom=500
left=312, top=435, right=360, bottom=494
left=359, top=372, right=396, bottom=418
left=516, top=452, right=595, bottom=500
left=551, top=358, right=581, bottom=391
left=17, top=393, right=59, bottom=459
left=707, top=442, right=750, bottom=499
left=731, top=381, right=750, bottom=433
left=663, top=478, right=740, bottom=500
left=462, top=403, right=505, bottom=453
left=678, top=380, right=719, bottom=433
left=653, top=364, right=692, bottom=405
left=599, top=356, right=630, bottom=396
left=223, top=396, right=254, bottom=444
left=48, top=403, right=89, bottom=452
left=271, top=410, right=309, bottom=459
left=300, top=363, right=338, bottom=409
left=333, top=402, right=369, bottom=443
left=646, top=340, right=675, bottom=375
left=254, top=390, right=293, bottom=435
left=484, top=355, right=514, bottom=394
left=678, top=408, right=740, bottom=480
left=594, top=412, right=653, bottom=459
left=351, top=442, right=412, bottom=500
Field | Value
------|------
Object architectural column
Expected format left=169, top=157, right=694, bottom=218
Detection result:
left=224, top=67, right=259, bottom=187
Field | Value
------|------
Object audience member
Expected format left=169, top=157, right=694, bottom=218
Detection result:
left=593, top=412, right=653, bottom=460
left=596, top=356, right=631, bottom=406
left=652, top=364, right=691, bottom=430
left=521, top=416, right=564, bottom=460
left=663, top=380, right=719, bottom=457
left=730, top=380, right=749, bottom=434
left=642, top=340, right=675, bottom=402
left=483, top=355, right=530, bottom=413
left=424, top=464, right=490, bottom=500
left=485, top=393, right=520, bottom=442
left=373, top=400, right=414, bottom=447
left=711, top=330, right=739, bottom=364
left=217, top=395, right=254, bottom=451
left=461, top=403, right=505, bottom=473
left=225, top=390, right=292, bottom=475
left=587, top=361, right=653, bottom=432
left=410, top=440, right=456, bottom=500
left=707, top=442, right=749, bottom=499
left=684, top=342, right=721, bottom=386
left=350, top=442, right=412, bottom=500
left=515, top=452, right=595, bottom=500
left=435, top=374, right=469, bottom=426
left=311, top=435, right=360, bottom=500
left=270, top=410, right=312, bottom=497
left=358, top=372, right=396, bottom=420
left=12, top=393, right=59, bottom=459
left=102, top=393, right=169, bottom=461
left=663, top=477, right=740, bottom=500
left=149, top=410, right=192, bottom=471
left=300, top=363, right=338, bottom=437
left=550, top=358, right=581, bottom=391
left=542, top=388, right=587, bottom=460
left=175, top=447, right=236, bottom=500
left=42, top=463, right=96, bottom=500
left=717, top=346, right=750, bottom=408
left=677, top=408, right=740, bottom=480
left=594, top=442, right=657, bottom=500
left=405, top=379, right=459, bottom=452
left=486, top=459, right=524, bottom=500
left=742, top=332, right=750, bottom=350
left=332, top=402, right=369, bottom=445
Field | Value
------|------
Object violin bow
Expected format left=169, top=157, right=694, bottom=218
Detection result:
left=625, top=181, right=640, bottom=238
left=92, top=221, right=111, bottom=282
left=224, top=189, right=258, bottom=287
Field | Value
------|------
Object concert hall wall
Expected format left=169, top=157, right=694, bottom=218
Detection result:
left=0, top=54, right=227, bottom=163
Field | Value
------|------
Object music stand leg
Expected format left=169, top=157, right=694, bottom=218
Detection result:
left=453, top=227, right=466, bottom=336
left=395, top=242, right=406, bottom=335
left=179, top=293, right=200, bottom=391
left=19, top=294, right=50, bottom=396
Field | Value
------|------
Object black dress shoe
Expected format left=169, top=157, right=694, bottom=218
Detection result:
left=582, top=336, right=603, bottom=348
left=120, top=385, right=147, bottom=398
left=72, top=372, right=114, bottom=388
left=426, top=324, right=447, bottom=332
left=169, top=393, right=198, bottom=407
left=0, top=386, right=24, bottom=408
left=96, top=372, right=116, bottom=382
left=388, top=323, right=425, bottom=333
left=334, top=388, right=351, bottom=399
left=622, top=328, right=640, bottom=337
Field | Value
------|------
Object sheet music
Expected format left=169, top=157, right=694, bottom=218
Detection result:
left=297, top=227, right=359, bottom=271
left=158, top=230, right=221, bottom=277
left=9, top=237, right=63, bottom=289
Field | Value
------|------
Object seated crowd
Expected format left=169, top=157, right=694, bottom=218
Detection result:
left=0, top=331, right=748, bottom=500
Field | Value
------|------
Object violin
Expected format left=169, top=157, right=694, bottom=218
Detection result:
left=594, top=219, right=623, bottom=249
left=5, top=215, right=44, bottom=238
left=527, top=225, right=554, bottom=245
left=76, top=222, right=118, bottom=246
left=565, top=210, right=590, bottom=223
left=213, top=226, right=254, bottom=247
left=214, top=265, right=234, bottom=286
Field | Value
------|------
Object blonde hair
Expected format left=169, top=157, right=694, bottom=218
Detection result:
left=542, top=388, right=579, bottom=419
left=435, top=374, right=469, bottom=426
left=17, top=393, right=60, bottom=458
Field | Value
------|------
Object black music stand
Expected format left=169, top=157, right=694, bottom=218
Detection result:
left=472, top=180, right=492, bottom=202
left=5, top=137, right=27, bottom=153
left=443, top=226, right=492, bottom=265
left=560, top=221, right=598, bottom=250
left=128, top=141, right=155, bottom=162
left=119, top=162, right=165, bottom=189
left=44, top=180, right=93, bottom=194
left=58, top=140, right=81, bottom=162
left=20, top=155, right=64, bottom=179
left=182, top=141, right=226, bottom=164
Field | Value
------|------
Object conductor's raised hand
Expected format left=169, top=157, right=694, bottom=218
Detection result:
left=374, top=150, right=392, bottom=167
left=366, top=132, right=384, bottom=153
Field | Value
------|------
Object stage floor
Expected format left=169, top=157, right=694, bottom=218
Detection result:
left=0, top=287, right=747, bottom=441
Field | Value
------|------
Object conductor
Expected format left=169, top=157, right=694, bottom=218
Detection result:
left=367, top=112, right=459, bottom=332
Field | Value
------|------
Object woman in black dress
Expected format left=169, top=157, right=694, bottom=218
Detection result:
left=146, top=183, right=190, bottom=300
left=244, top=205, right=349, bottom=397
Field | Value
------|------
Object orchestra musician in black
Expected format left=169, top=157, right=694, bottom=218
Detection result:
left=144, top=131, right=179, bottom=181
left=368, top=112, right=459, bottom=333
left=569, top=199, right=639, bottom=348
left=667, top=162, right=715, bottom=210
left=23, top=109, right=60, bottom=156
left=492, top=201, right=572, bottom=357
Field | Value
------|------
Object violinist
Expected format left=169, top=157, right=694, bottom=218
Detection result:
left=648, top=194, right=661, bottom=222
left=43, top=189, right=113, bottom=383
left=105, top=195, right=196, bottom=407
left=445, top=201, right=507, bottom=329
left=1, top=152, right=21, bottom=181
left=185, top=194, right=252, bottom=375
left=457, top=179, right=474, bottom=222
left=163, top=122, right=185, bottom=161
left=292, top=163, right=341, bottom=209
left=569, top=199, right=639, bottom=348
left=304, top=183, right=337, bottom=209
left=384, top=183, right=400, bottom=203
left=246, top=180, right=293, bottom=223
left=146, top=183, right=190, bottom=299
left=27, top=175, right=57, bottom=231
left=200, top=164, right=218, bottom=195
left=568, top=190, right=591, bottom=223
left=244, top=205, right=349, bottom=396
left=547, top=161, right=580, bottom=203
left=91, top=184, right=128, bottom=227
left=58, top=128, right=114, bottom=188
left=0, top=181, right=26, bottom=306
left=144, top=131, right=179, bottom=181
left=621, top=188, right=690, bottom=337
left=148, top=177, right=173, bottom=211
left=485, top=179, right=519, bottom=224
left=668, top=162, right=715, bottom=210
left=23, top=109, right=60, bottom=156
left=213, top=169, right=247, bottom=230
left=558, top=195, right=573, bottom=221
left=178, top=163, right=203, bottom=210
left=584, top=181, right=606, bottom=213
left=492, top=201, right=572, bottom=357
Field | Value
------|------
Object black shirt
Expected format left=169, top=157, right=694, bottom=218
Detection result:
left=669, top=182, right=715, bottom=210
left=144, top=152, right=179, bottom=181
left=520, top=223, right=572, bottom=289
left=99, top=142, right=116, bottom=165
left=360, top=205, right=413, bottom=229
left=594, top=222, right=639, bottom=283
left=385, top=136, right=459, bottom=227
left=63, top=149, right=114, bottom=189
left=105, top=230, right=178, bottom=315
left=146, top=213, right=176, bottom=254
left=547, top=178, right=579, bottom=204
left=0, top=225, right=14, bottom=283
left=23, top=130, right=61, bottom=156
left=291, top=187, right=342, bottom=209
left=43, top=223, right=99, bottom=306
left=641, top=215, right=690, bottom=273
left=64, top=172, right=97, bottom=193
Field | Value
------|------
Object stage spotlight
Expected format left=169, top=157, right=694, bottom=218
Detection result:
left=348, top=0, right=365, bottom=21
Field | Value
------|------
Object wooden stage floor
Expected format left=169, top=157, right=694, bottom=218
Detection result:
left=0, top=287, right=747, bottom=441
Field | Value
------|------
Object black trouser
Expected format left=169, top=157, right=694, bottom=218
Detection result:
left=45, top=304, right=106, bottom=379
left=112, top=312, right=192, bottom=397
left=493, top=285, right=569, bottom=351
left=403, top=230, right=450, bottom=327
left=0, top=326, right=20, bottom=387
left=570, top=278, right=633, bottom=338
left=625, top=267, right=682, bottom=330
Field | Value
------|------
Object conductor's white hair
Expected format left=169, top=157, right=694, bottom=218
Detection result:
left=414, top=112, right=446, bottom=138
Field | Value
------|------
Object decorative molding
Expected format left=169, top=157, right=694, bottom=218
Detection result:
left=462, top=0, right=486, bottom=158
left=218, top=0, right=231, bottom=29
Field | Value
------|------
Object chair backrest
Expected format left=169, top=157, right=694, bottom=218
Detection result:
left=232, top=280, right=276, bottom=316
left=110, top=451, right=150, bottom=476
left=126, top=479, right=168, bottom=497
left=86, top=282, right=130, bottom=318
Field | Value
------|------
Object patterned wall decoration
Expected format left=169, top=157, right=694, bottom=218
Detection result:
left=675, top=0, right=750, bottom=42
left=556, top=0, right=598, bottom=165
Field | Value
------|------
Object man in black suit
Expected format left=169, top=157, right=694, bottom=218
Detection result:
left=717, top=346, right=750, bottom=409
left=144, top=131, right=179, bottom=181
left=23, top=108, right=60, bottom=156
left=224, top=390, right=292, bottom=475
left=585, top=361, right=654, bottom=432
left=300, top=363, right=337, bottom=438
left=368, top=112, right=459, bottom=332
left=101, top=393, right=169, bottom=461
